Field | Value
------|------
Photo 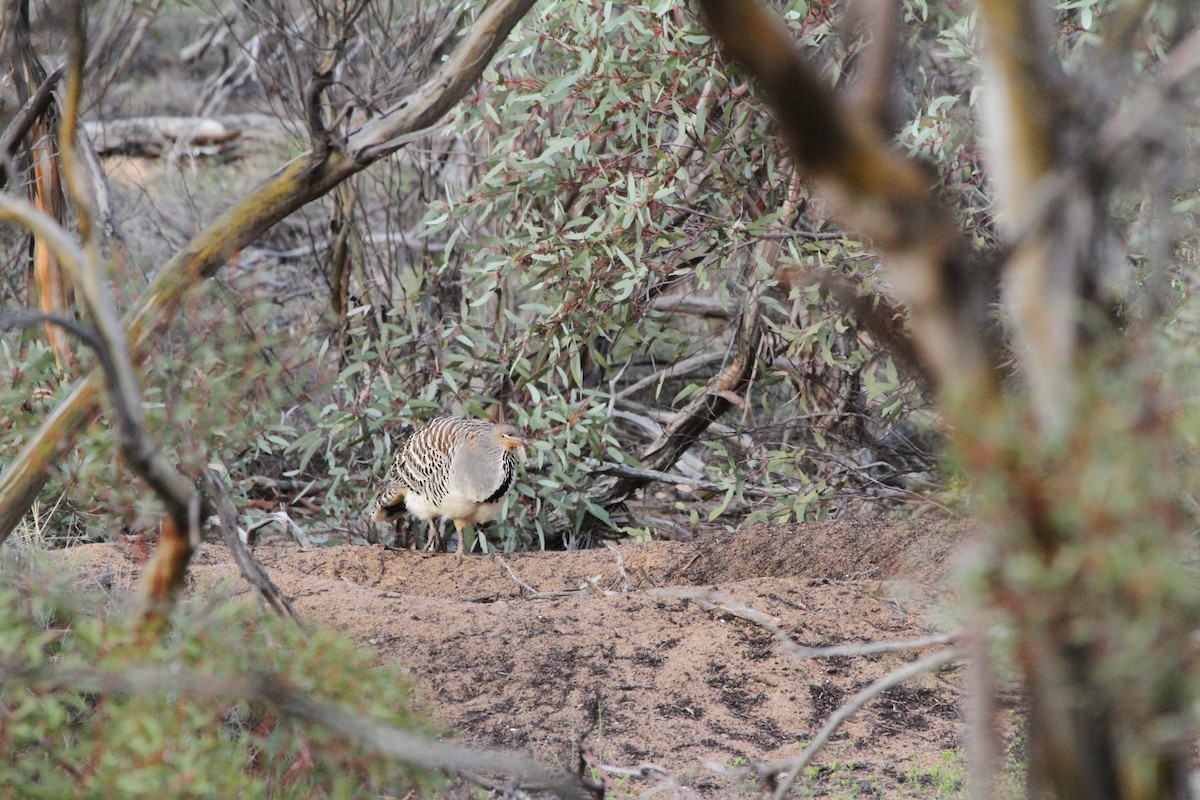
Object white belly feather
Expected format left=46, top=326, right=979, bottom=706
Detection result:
left=405, top=491, right=502, bottom=527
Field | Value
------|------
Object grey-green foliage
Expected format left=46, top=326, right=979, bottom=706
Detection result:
left=1, top=0, right=973, bottom=550
left=376, top=0, right=942, bottom=541
left=0, top=551, right=433, bottom=798
left=0, top=295, right=328, bottom=545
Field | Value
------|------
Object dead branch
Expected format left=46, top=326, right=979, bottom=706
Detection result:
left=0, top=64, right=63, bottom=184
left=786, top=631, right=961, bottom=659
left=86, top=0, right=164, bottom=103
left=179, top=2, right=238, bottom=63
left=201, top=468, right=302, bottom=625
left=0, top=0, right=540, bottom=543
left=597, top=300, right=763, bottom=506
left=647, top=293, right=731, bottom=319
left=614, top=349, right=729, bottom=400
left=649, top=587, right=784, bottom=630
left=244, top=511, right=314, bottom=548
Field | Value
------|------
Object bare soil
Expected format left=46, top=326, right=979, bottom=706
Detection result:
left=55, top=517, right=1009, bottom=798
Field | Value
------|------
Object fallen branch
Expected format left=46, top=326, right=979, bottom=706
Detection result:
left=787, top=631, right=961, bottom=659
left=82, top=117, right=241, bottom=158
left=649, top=587, right=783, bottom=630
left=245, top=511, right=314, bottom=548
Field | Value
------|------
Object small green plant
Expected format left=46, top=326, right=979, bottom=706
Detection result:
left=904, top=749, right=966, bottom=799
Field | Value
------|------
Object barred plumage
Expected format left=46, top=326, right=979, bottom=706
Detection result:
left=372, top=416, right=528, bottom=560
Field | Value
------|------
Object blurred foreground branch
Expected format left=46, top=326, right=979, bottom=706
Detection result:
left=694, top=1, right=1200, bottom=798
left=0, top=659, right=591, bottom=799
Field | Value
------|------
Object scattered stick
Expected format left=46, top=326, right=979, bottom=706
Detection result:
left=496, top=555, right=540, bottom=597
left=787, top=631, right=961, bottom=659
left=650, top=587, right=784, bottom=630
left=653, top=587, right=961, bottom=664
left=605, top=543, right=632, bottom=593
left=760, top=647, right=964, bottom=798
left=245, top=511, right=313, bottom=548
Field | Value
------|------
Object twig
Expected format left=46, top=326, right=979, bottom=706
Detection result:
left=605, top=543, right=632, bottom=593
left=496, top=555, right=540, bottom=597
left=245, top=511, right=313, bottom=548
left=615, top=349, right=729, bottom=400
left=201, top=468, right=302, bottom=626
left=764, top=647, right=964, bottom=798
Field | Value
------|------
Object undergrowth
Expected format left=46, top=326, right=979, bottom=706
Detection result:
left=0, top=547, right=435, bottom=798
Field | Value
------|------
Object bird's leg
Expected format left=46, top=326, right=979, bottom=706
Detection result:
left=455, top=521, right=468, bottom=564
left=424, top=520, right=441, bottom=553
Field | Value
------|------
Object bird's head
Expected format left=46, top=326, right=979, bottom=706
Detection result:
left=494, top=423, right=530, bottom=451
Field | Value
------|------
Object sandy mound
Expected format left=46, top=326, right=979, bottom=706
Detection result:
left=54, top=517, right=1000, bottom=798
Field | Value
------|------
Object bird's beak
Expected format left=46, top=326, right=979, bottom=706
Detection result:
left=506, top=433, right=531, bottom=448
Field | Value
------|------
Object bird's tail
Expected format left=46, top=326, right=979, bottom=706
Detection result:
left=371, top=485, right=406, bottom=522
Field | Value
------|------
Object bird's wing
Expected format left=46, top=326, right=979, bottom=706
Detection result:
left=390, top=421, right=458, bottom=505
